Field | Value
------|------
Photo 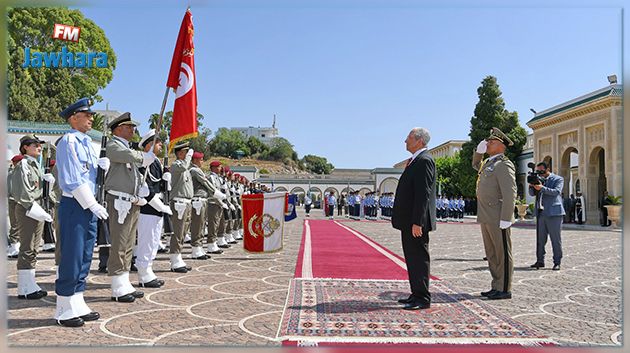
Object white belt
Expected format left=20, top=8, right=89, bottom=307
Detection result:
left=172, top=197, right=191, bottom=204
left=107, top=190, right=136, bottom=201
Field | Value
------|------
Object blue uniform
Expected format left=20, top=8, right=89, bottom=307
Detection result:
left=55, top=130, right=99, bottom=296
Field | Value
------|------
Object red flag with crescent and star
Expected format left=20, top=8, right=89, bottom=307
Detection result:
left=167, top=9, right=198, bottom=151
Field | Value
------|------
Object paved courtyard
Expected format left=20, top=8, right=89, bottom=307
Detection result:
left=5, top=209, right=622, bottom=347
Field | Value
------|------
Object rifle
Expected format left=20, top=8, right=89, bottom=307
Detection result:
left=95, top=135, right=111, bottom=247
left=162, top=155, right=174, bottom=236
left=42, top=144, right=55, bottom=245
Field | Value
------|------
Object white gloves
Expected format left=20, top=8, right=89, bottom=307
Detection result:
left=142, top=150, right=156, bottom=167
left=71, top=183, right=109, bottom=220
left=213, top=189, right=227, bottom=201
left=138, top=182, right=150, bottom=197
left=499, top=220, right=512, bottom=229
left=26, top=202, right=53, bottom=223
left=97, top=157, right=110, bottom=172
left=186, top=148, right=194, bottom=159
left=148, top=196, right=172, bottom=215
left=476, top=140, right=487, bottom=154
left=42, top=173, right=55, bottom=185
left=135, top=198, right=147, bottom=207
left=89, top=203, right=109, bottom=220
left=229, top=204, right=236, bottom=211
left=162, top=172, right=172, bottom=182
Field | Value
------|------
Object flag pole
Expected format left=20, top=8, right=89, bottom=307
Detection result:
left=143, top=87, right=171, bottom=180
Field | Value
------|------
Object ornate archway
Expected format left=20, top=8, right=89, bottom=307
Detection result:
left=558, top=149, right=577, bottom=197
left=378, top=177, right=399, bottom=194
left=290, top=187, right=306, bottom=204
left=586, top=146, right=606, bottom=221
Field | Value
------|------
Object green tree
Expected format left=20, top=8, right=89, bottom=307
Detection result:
left=266, top=137, right=294, bottom=162
left=301, top=154, right=334, bottom=174
left=209, top=128, right=249, bottom=158
left=246, top=136, right=269, bottom=156
left=435, top=154, right=461, bottom=196
left=8, top=7, right=117, bottom=122
left=456, top=76, right=528, bottom=196
left=188, top=127, right=213, bottom=159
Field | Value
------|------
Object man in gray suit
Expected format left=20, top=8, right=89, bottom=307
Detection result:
left=529, top=161, right=565, bottom=271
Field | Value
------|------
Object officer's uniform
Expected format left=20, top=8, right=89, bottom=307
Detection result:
left=11, top=135, right=51, bottom=300
left=207, top=162, right=230, bottom=250
left=231, top=173, right=244, bottom=240
left=42, top=158, right=57, bottom=253
left=472, top=127, right=517, bottom=300
left=51, top=161, right=63, bottom=265
left=169, top=141, right=194, bottom=272
left=190, top=153, right=223, bottom=259
left=136, top=130, right=171, bottom=288
left=219, top=168, right=237, bottom=244
left=105, top=113, right=155, bottom=302
left=55, top=98, right=109, bottom=327
left=7, top=155, right=23, bottom=258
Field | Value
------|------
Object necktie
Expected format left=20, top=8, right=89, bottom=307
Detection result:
left=405, top=158, right=412, bottom=168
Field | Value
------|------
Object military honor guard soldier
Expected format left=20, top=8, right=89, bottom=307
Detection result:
left=55, top=98, right=109, bottom=327
left=6, top=154, right=23, bottom=258
left=169, top=141, right=195, bottom=272
left=105, top=113, right=156, bottom=302
left=11, top=134, right=54, bottom=300
left=135, top=130, right=172, bottom=288
left=207, top=161, right=230, bottom=251
left=189, top=152, right=226, bottom=259
left=472, top=127, right=517, bottom=300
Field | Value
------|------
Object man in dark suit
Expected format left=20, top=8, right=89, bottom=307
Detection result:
left=392, top=127, right=436, bottom=310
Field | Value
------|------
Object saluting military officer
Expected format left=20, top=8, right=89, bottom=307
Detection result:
left=136, top=130, right=172, bottom=288
left=55, top=98, right=109, bottom=327
left=170, top=141, right=195, bottom=272
left=11, top=134, right=54, bottom=300
left=190, top=152, right=226, bottom=259
left=105, top=113, right=155, bottom=302
left=472, top=127, right=517, bottom=300
left=7, top=154, right=23, bottom=258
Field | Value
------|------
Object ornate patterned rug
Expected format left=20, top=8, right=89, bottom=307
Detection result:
left=278, top=278, right=553, bottom=346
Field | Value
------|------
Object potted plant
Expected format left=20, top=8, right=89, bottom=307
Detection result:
left=515, top=198, right=528, bottom=221
left=604, top=195, right=623, bottom=227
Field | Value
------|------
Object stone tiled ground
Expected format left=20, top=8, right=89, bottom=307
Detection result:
left=342, top=217, right=622, bottom=347
left=5, top=209, right=622, bottom=347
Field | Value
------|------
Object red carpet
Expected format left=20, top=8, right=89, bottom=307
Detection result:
left=282, top=219, right=552, bottom=348
left=295, top=220, right=431, bottom=280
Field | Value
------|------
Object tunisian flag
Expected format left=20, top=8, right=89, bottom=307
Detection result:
left=242, top=192, right=287, bottom=253
left=167, top=9, right=198, bottom=151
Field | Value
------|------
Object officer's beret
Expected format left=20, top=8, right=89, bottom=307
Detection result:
left=210, top=161, right=221, bottom=167
left=192, top=151, right=204, bottom=159
left=140, top=129, right=161, bottom=148
left=11, top=154, right=24, bottom=163
left=173, top=141, right=190, bottom=152
left=108, top=112, right=139, bottom=131
left=233, top=173, right=240, bottom=178
left=486, top=127, right=514, bottom=146
left=20, top=134, right=45, bottom=147
left=223, top=166, right=231, bottom=172
left=59, top=98, right=95, bottom=120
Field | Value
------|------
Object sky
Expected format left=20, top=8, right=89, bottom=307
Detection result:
left=75, top=0, right=622, bottom=169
